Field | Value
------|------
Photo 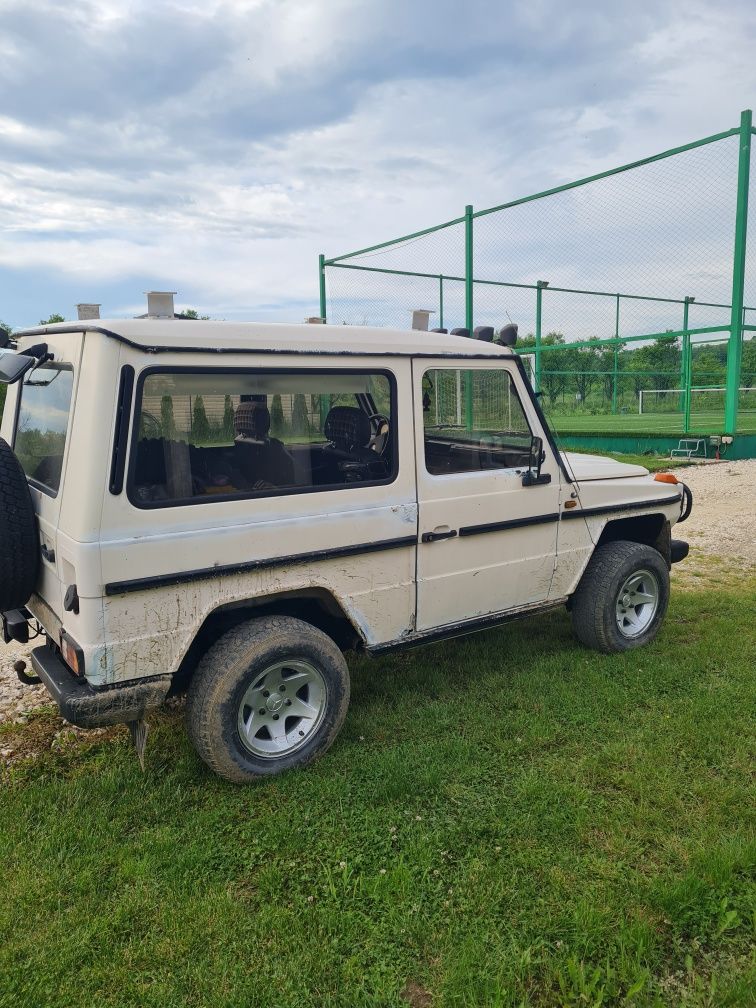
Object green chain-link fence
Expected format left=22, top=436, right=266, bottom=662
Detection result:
left=320, top=111, right=756, bottom=436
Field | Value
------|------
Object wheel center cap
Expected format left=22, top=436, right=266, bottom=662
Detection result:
left=266, top=692, right=284, bottom=713
left=622, top=594, right=632, bottom=607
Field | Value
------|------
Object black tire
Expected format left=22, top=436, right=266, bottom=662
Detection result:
left=0, top=437, right=39, bottom=611
left=186, top=615, right=350, bottom=783
left=570, top=540, right=669, bottom=654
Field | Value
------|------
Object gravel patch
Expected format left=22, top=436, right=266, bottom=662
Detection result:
left=671, top=458, right=756, bottom=569
left=2, top=458, right=754, bottom=739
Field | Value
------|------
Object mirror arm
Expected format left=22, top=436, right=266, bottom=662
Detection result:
left=521, top=434, right=552, bottom=487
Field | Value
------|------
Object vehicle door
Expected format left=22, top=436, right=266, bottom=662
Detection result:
left=413, top=358, right=561, bottom=632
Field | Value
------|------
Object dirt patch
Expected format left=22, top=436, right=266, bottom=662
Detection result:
left=401, top=980, right=434, bottom=1007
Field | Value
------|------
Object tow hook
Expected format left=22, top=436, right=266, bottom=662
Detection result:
left=14, top=659, right=42, bottom=686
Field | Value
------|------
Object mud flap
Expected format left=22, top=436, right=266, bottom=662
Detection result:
left=127, top=719, right=149, bottom=771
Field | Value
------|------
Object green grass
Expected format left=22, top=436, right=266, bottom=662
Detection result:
left=1, top=582, right=755, bottom=1008
left=546, top=410, right=756, bottom=436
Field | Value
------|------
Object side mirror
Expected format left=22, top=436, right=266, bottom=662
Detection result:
left=522, top=434, right=551, bottom=487
left=0, top=351, right=36, bottom=385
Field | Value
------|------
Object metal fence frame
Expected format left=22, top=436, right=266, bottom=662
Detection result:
left=320, top=110, right=755, bottom=436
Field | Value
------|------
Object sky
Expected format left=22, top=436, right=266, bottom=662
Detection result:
left=1, top=0, right=756, bottom=330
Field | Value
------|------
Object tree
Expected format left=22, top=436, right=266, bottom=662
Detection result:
left=161, top=395, right=177, bottom=440
left=178, top=308, right=210, bottom=320
left=222, top=394, right=235, bottom=441
left=191, top=395, right=211, bottom=443
left=39, top=313, right=65, bottom=324
left=291, top=393, right=309, bottom=437
left=270, top=394, right=286, bottom=437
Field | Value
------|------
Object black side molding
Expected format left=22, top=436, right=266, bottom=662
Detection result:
left=561, top=494, right=681, bottom=520
left=459, top=513, right=559, bottom=537
left=106, top=535, right=417, bottom=596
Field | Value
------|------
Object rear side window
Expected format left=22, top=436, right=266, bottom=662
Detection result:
left=422, top=367, right=532, bottom=475
left=14, top=364, right=74, bottom=495
left=129, top=369, right=396, bottom=507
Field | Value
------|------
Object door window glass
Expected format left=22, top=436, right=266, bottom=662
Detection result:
left=14, top=364, right=74, bottom=495
left=130, top=370, right=395, bottom=506
left=422, top=368, right=532, bottom=475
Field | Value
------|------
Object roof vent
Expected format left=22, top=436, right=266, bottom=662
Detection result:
left=411, top=309, right=433, bottom=331
left=145, top=291, right=176, bottom=319
left=76, top=303, right=101, bottom=320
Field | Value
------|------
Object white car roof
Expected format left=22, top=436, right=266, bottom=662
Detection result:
left=17, top=319, right=515, bottom=359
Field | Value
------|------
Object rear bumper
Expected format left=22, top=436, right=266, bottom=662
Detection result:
left=30, top=644, right=171, bottom=728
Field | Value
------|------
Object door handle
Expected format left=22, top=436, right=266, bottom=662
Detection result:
left=41, top=543, right=56, bottom=563
left=421, top=529, right=458, bottom=543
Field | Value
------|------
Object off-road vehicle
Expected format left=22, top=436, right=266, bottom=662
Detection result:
left=0, top=319, right=691, bottom=782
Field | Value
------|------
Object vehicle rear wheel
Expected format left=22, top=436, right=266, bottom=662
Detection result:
left=186, top=615, right=350, bottom=783
left=0, top=437, right=39, bottom=611
left=570, top=540, right=669, bottom=653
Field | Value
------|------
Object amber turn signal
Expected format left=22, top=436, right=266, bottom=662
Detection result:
left=654, top=472, right=679, bottom=484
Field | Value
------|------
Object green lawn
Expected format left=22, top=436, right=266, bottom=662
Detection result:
left=1, top=581, right=755, bottom=1008
left=546, top=410, right=756, bottom=436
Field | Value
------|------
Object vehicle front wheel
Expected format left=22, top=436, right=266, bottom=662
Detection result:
left=570, top=540, right=669, bottom=653
left=186, top=615, right=350, bottom=782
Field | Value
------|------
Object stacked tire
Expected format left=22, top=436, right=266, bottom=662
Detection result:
left=0, top=438, right=39, bottom=611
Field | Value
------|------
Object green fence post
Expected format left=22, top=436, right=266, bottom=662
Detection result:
left=464, top=205, right=474, bottom=332
left=464, top=206, right=474, bottom=428
left=611, top=294, right=620, bottom=413
left=318, top=254, right=327, bottom=322
left=535, top=281, right=548, bottom=393
left=681, top=297, right=693, bottom=432
left=439, top=275, right=444, bottom=330
left=725, top=110, right=752, bottom=434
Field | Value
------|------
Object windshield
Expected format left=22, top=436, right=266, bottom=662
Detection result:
left=14, top=364, right=74, bottom=495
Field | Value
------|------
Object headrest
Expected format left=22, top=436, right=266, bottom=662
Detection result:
left=496, top=323, right=518, bottom=347
left=234, top=401, right=271, bottom=440
left=324, top=406, right=371, bottom=450
left=450, top=327, right=470, bottom=339
left=473, top=326, right=494, bottom=342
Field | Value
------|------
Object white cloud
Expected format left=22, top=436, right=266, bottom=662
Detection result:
left=0, top=0, right=754, bottom=327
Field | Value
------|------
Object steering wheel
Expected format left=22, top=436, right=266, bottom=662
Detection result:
left=366, top=413, right=390, bottom=456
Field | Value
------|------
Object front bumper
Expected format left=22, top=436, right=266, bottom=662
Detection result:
left=30, top=644, right=171, bottom=728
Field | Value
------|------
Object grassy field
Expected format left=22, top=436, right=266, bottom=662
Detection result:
left=1, top=576, right=755, bottom=1007
left=546, top=411, right=756, bottom=436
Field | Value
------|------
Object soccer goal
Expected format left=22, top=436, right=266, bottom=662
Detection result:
left=638, top=387, right=756, bottom=416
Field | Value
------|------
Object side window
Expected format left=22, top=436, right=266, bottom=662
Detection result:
left=422, top=367, right=532, bottom=475
left=13, top=364, right=74, bottom=495
left=129, top=369, right=395, bottom=506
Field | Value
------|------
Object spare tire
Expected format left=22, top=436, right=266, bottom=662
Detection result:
left=0, top=437, right=40, bottom=611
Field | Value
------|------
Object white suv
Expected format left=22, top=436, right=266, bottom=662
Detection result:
left=0, top=320, right=691, bottom=781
